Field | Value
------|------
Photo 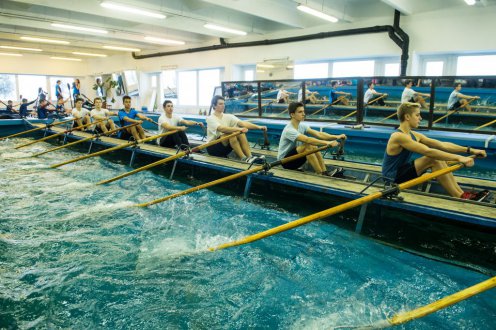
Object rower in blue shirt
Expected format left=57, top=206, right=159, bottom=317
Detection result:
left=118, top=95, right=153, bottom=140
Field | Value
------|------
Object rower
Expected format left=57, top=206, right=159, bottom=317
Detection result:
left=277, top=102, right=346, bottom=176
left=298, top=83, right=319, bottom=104
left=19, top=98, right=37, bottom=118
left=37, top=99, right=56, bottom=119
left=382, top=102, right=488, bottom=201
left=157, top=100, right=203, bottom=149
left=91, top=97, right=116, bottom=134
left=71, top=98, right=91, bottom=129
left=118, top=95, right=153, bottom=140
left=276, top=86, right=295, bottom=103
left=364, top=82, right=388, bottom=106
left=401, top=79, right=430, bottom=109
left=329, top=81, right=351, bottom=106
left=448, top=83, right=480, bottom=112
left=206, top=95, right=267, bottom=163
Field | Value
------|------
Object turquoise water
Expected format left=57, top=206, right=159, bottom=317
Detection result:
left=1, top=138, right=496, bottom=329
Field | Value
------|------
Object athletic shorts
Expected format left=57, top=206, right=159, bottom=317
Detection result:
left=394, top=161, right=419, bottom=183
left=278, top=99, right=285, bottom=104
left=449, top=101, right=462, bottom=110
left=206, top=140, right=233, bottom=157
left=281, top=147, right=307, bottom=170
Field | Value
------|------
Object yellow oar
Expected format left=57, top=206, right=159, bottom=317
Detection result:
left=0, top=118, right=74, bottom=141
left=97, top=131, right=241, bottom=185
left=15, top=119, right=105, bottom=149
left=136, top=144, right=332, bottom=207
left=239, top=101, right=273, bottom=115
left=475, top=118, right=496, bottom=130
left=51, top=130, right=178, bottom=168
left=378, top=111, right=398, bottom=123
left=208, top=159, right=471, bottom=251
left=433, top=98, right=476, bottom=124
left=32, top=123, right=139, bottom=157
left=338, top=95, right=387, bottom=121
left=385, top=276, right=496, bottom=326
left=311, top=99, right=341, bottom=116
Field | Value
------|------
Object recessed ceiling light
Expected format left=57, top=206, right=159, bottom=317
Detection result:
left=204, top=23, right=247, bottom=36
left=20, top=36, right=70, bottom=44
left=144, top=36, right=185, bottom=45
left=51, top=23, right=108, bottom=34
left=72, top=52, right=107, bottom=57
left=0, top=46, right=42, bottom=52
left=103, top=45, right=141, bottom=52
left=297, top=5, right=338, bottom=23
left=101, top=2, right=166, bottom=19
left=0, top=52, right=22, bottom=57
left=51, top=57, right=82, bottom=61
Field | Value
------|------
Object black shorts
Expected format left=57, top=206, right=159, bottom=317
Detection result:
left=281, top=147, right=307, bottom=170
left=408, top=97, right=415, bottom=103
left=449, top=101, right=462, bottom=110
left=278, top=99, right=285, bottom=104
left=206, top=140, right=233, bottom=157
left=394, top=161, right=419, bottom=183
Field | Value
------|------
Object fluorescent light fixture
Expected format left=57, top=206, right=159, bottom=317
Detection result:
left=103, top=45, right=141, bottom=52
left=0, top=45, right=42, bottom=52
left=204, top=23, right=247, bottom=36
left=256, top=70, right=265, bottom=73
left=101, top=2, right=166, bottom=19
left=144, top=36, right=185, bottom=45
left=297, top=5, right=338, bottom=23
left=257, top=64, right=275, bottom=68
left=464, top=0, right=476, bottom=5
left=20, top=36, right=70, bottom=44
left=72, top=52, right=107, bottom=57
left=51, top=23, right=108, bottom=34
left=51, top=57, right=82, bottom=61
left=286, top=65, right=294, bottom=69
left=0, top=52, right=22, bottom=57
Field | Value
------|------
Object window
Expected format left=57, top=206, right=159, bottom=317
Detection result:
left=0, top=74, right=16, bottom=100
left=198, top=69, right=220, bottom=106
left=457, top=55, right=496, bottom=75
left=18, top=75, right=47, bottom=100
left=425, top=61, right=444, bottom=76
left=178, top=71, right=197, bottom=106
left=151, top=75, right=157, bottom=88
left=384, top=63, right=400, bottom=76
left=333, top=60, right=374, bottom=77
left=294, top=63, right=329, bottom=79
left=244, top=70, right=254, bottom=81
left=161, top=69, right=177, bottom=104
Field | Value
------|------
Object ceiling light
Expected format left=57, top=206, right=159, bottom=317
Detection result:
left=0, top=52, right=22, bottom=57
left=20, top=36, right=70, bottom=44
left=144, top=36, right=185, bottom=45
left=0, top=46, right=42, bottom=52
left=204, top=23, right=247, bottom=36
left=72, top=52, right=107, bottom=57
left=257, top=64, right=275, bottom=68
left=256, top=70, right=265, bottom=73
left=51, top=23, right=108, bottom=34
left=297, top=5, right=338, bottom=23
left=101, top=2, right=166, bottom=19
left=51, top=57, right=82, bottom=61
left=103, top=45, right=141, bottom=52
left=464, top=0, right=476, bottom=5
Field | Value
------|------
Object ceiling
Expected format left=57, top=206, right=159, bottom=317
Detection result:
left=0, top=0, right=493, bottom=59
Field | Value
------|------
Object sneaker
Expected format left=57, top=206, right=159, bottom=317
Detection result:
left=474, top=190, right=490, bottom=202
left=245, top=155, right=265, bottom=164
left=460, top=191, right=478, bottom=200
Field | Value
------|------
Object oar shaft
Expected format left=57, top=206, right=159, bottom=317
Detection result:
left=390, top=276, right=496, bottom=325
left=209, top=161, right=467, bottom=251
left=98, top=131, right=241, bottom=185
left=51, top=130, right=177, bottom=168
left=0, top=118, right=73, bottom=141
left=136, top=166, right=264, bottom=207
left=338, top=110, right=357, bottom=121
left=136, top=144, right=330, bottom=207
left=475, top=118, right=496, bottom=130
left=433, top=98, right=476, bottom=124
left=34, top=123, right=139, bottom=157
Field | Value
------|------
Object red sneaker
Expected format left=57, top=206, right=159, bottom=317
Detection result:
left=460, top=191, right=477, bottom=200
